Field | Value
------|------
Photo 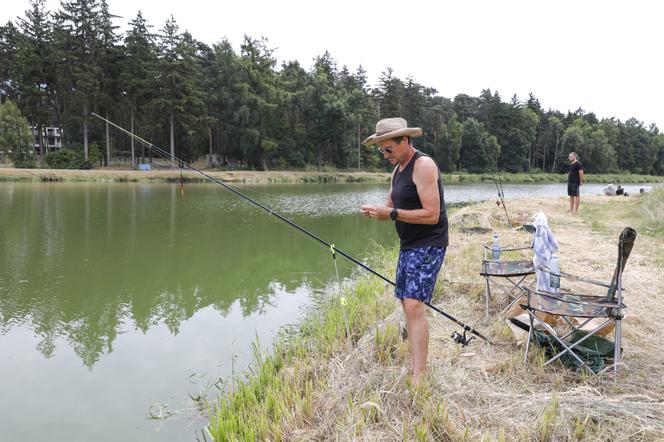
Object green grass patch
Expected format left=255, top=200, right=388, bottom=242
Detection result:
left=637, top=187, right=664, bottom=238
left=537, top=396, right=560, bottom=441
left=0, top=174, right=32, bottom=182
left=207, top=247, right=397, bottom=441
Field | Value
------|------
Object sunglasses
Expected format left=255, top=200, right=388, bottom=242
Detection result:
left=377, top=142, right=399, bottom=154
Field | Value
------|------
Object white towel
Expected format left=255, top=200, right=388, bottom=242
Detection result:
left=531, top=212, right=559, bottom=293
left=603, top=183, right=617, bottom=196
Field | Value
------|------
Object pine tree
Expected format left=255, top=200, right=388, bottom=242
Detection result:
left=53, top=0, right=103, bottom=160
left=95, top=0, right=122, bottom=165
left=341, top=65, right=377, bottom=169
left=460, top=118, right=498, bottom=172
left=304, top=52, right=349, bottom=170
left=233, top=36, right=285, bottom=170
left=624, top=118, right=657, bottom=174
left=376, top=68, right=404, bottom=118
left=402, top=77, right=424, bottom=127
left=0, top=22, right=20, bottom=105
left=437, top=113, right=463, bottom=171
left=16, top=0, right=55, bottom=163
left=121, top=11, right=158, bottom=166
left=278, top=60, right=310, bottom=167
left=204, top=39, right=241, bottom=167
left=148, top=17, right=206, bottom=166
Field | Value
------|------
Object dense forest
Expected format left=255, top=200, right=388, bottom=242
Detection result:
left=1, top=0, right=663, bottom=174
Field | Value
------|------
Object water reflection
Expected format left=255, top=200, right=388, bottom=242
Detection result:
left=0, top=183, right=394, bottom=367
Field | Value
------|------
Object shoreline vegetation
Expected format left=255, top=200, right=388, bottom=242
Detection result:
left=1, top=167, right=664, bottom=185
left=204, top=190, right=664, bottom=441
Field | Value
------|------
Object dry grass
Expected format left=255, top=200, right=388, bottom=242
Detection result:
left=204, top=191, right=664, bottom=441
left=290, top=194, right=664, bottom=441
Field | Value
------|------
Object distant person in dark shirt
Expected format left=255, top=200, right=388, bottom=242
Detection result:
left=567, top=152, right=584, bottom=213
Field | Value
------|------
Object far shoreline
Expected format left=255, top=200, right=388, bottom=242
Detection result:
left=1, top=167, right=663, bottom=185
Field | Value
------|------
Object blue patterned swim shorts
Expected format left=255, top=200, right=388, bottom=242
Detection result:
left=395, top=246, right=446, bottom=303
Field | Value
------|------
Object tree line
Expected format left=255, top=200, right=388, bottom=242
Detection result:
left=1, top=0, right=663, bottom=174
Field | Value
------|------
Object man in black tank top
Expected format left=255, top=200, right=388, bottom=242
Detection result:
left=567, top=152, right=584, bottom=214
left=361, top=117, right=448, bottom=387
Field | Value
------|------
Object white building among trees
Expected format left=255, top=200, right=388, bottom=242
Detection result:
left=32, top=126, right=63, bottom=150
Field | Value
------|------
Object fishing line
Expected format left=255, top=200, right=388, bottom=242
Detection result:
left=92, top=113, right=492, bottom=345
left=330, top=244, right=352, bottom=343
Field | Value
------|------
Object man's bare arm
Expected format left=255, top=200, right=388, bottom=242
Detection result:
left=361, top=158, right=440, bottom=224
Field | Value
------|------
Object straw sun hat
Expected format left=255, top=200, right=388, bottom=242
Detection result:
left=362, top=117, right=422, bottom=145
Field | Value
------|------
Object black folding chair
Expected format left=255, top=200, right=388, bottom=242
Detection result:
left=521, top=227, right=636, bottom=375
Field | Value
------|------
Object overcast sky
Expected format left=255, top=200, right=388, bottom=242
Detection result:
left=3, top=0, right=663, bottom=130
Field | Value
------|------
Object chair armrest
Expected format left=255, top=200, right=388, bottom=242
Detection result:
left=483, top=243, right=533, bottom=252
left=536, top=264, right=619, bottom=290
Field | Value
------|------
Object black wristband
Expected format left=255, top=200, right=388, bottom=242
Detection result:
left=390, top=208, right=398, bottom=221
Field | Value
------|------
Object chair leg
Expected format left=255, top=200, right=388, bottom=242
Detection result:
left=500, top=291, right=524, bottom=315
left=538, top=318, right=612, bottom=376
left=485, top=277, right=491, bottom=319
left=488, top=275, right=532, bottom=317
left=500, top=277, right=521, bottom=314
left=614, top=316, right=622, bottom=374
left=534, top=318, right=590, bottom=370
left=524, top=310, right=534, bottom=365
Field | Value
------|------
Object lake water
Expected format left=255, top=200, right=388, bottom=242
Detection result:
left=0, top=181, right=655, bottom=440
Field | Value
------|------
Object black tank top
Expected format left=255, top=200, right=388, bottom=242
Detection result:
left=391, top=150, right=449, bottom=249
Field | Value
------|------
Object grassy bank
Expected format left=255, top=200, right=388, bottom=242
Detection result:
left=206, top=248, right=398, bottom=440
left=1, top=167, right=664, bottom=185
left=205, top=191, right=664, bottom=441
left=447, top=172, right=664, bottom=184
left=637, top=187, right=664, bottom=237
left=0, top=168, right=392, bottom=184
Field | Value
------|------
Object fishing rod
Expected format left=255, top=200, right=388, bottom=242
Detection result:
left=494, top=175, right=512, bottom=228
left=92, top=113, right=492, bottom=346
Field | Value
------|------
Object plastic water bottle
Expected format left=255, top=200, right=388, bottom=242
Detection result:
left=549, top=256, right=560, bottom=289
left=492, top=233, right=500, bottom=260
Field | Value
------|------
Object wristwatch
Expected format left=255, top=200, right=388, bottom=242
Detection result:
left=390, top=208, right=398, bottom=221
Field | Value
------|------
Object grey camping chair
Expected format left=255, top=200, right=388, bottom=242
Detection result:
left=520, top=227, right=637, bottom=375
left=480, top=243, right=535, bottom=318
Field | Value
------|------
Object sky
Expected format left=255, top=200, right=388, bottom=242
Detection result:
left=3, top=0, right=663, bottom=130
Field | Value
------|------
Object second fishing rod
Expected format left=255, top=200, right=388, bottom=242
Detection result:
left=494, top=175, right=512, bottom=228
left=471, top=123, right=512, bottom=229
left=92, top=113, right=492, bottom=345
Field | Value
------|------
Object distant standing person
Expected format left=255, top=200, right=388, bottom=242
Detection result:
left=567, top=152, right=584, bottom=213
left=361, top=117, right=448, bottom=387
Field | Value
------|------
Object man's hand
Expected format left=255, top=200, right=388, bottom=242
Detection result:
left=361, top=204, right=391, bottom=220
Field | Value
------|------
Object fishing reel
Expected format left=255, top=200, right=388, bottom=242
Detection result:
left=451, top=329, right=474, bottom=347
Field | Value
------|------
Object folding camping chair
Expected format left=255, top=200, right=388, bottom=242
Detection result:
left=480, top=243, right=535, bottom=318
left=521, top=227, right=637, bottom=375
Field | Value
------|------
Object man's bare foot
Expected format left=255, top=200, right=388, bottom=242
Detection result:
left=408, top=372, right=427, bottom=389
